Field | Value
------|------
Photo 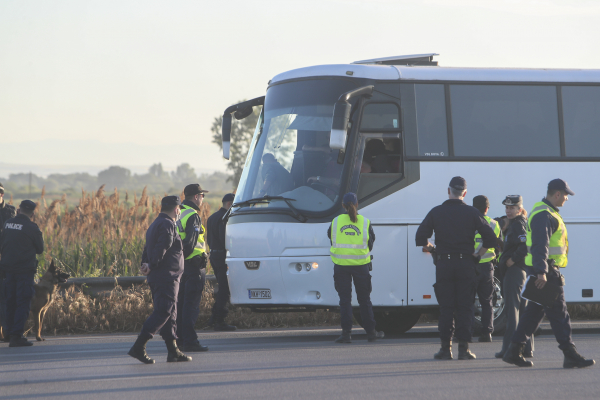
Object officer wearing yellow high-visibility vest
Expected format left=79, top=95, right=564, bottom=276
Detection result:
left=175, top=183, right=210, bottom=353
left=503, top=179, right=595, bottom=369
left=328, top=192, right=382, bottom=343
left=472, top=195, right=501, bottom=343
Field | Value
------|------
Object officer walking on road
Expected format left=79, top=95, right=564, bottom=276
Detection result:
left=206, top=193, right=237, bottom=331
left=503, top=179, right=595, bottom=369
left=472, top=195, right=502, bottom=343
left=175, top=184, right=211, bottom=352
left=0, top=200, right=44, bottom=347
left=128, top=195, right=191, bottom=364
left=0, top=183, right=17, bottom=342
left=416, top=177, right=496, bottom=360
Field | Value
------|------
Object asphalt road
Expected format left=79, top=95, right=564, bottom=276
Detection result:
left=1, top=322, right=599, bottom=400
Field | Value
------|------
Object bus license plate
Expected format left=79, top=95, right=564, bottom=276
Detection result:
left=248, top=289, right=271, bottom=299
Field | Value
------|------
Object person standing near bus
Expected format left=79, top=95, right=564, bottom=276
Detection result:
left=494, top=195, right=534, bottom=359
left=416, top=177, right=496, bottom=360
left=472, top=195, right=502, bottom=343
left=503, top=179, right=595, bottom=368
left=328, top=192, right=382, bottom=343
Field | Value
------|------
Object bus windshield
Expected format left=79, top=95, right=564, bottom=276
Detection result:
left=235, top=79, right=360, bottom=214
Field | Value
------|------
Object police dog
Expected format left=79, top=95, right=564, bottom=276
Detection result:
left=0, top=261, right=70, bottom=342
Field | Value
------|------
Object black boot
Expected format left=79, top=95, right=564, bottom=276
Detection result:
left=458, top=341, right=476, bottom=360
left=367, top=330, right=384, bottom=342
left=180, top=341, right=209, bottom=352
left=562, top=345, right=595, bottom=369
left=9, top=335, right=33, bottom=347
left=335, top=330, right=351, bottom=343
left=214, top=322, right=237, bottom=332
left=165, top=339, right=192, bottom=362
left=128, top=333, right=154, bottom=364
left=502, top=342, right=533, bottom=367
left=494, top=350, right=505, bottom=359
left=478, top=333, right=492, bottom=343
left=434, top=340, right=452, bottom=360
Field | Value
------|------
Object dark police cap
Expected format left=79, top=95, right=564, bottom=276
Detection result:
left=343, top=192, right=358, bottom=205
left=19, top=200, right=37, bottom=211
left=449, top=176, right=467, bottom=191
left=222, top=193, right=235, bottom=203
left=548, top=179, right=574, bottom=196
left=161, top=195, right=182, bottom=207
left=473, top=195, right=489, bottom=210
left=502, top=195, right=523, bottom=207
left=184, top=183, right=209, bottom=196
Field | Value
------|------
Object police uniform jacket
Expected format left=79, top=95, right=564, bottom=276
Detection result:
left=529, top=198, right=561, bottom=275
left=206, top=207, right=227, bottom=251
left=179, top=200, right=204, bottom=262
left=498, top=214, right=528, bottom=269
left=415, top=199, right=496, bottom=254
left=0, top=214, right=44, bottom=274
left=0, top=201, right=16, bottom=239
left=142, top=213, right=184, bottom=282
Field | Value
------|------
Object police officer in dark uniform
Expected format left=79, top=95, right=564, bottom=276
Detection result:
left=503, top=179, right=595, bottom=368
left=0, top=200, right=44, bottom=347
left=416, top=177, right=496, bottom=360
left=206, top=193, right=237, bottom=331
left=0, top=183, right=17, bottom=342
left=128, top=195, right=191, bottom=364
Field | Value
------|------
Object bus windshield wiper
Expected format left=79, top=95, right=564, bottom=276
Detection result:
left=229, top=195, right=307, bottom=222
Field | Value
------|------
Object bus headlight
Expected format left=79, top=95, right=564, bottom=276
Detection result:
left=295, top=263, right=302, bottom=272
left=311, top=262, right=318, bottom=270
left=305, top=263, right=311, bottom=271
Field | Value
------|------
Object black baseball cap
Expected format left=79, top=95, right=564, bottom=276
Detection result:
left=502, top=195, right=523, bottom=207
left=19, top=200, right=37, bottom=211
left=548, top=179, right=574, bottom=196
left=222, top=193, right=235, bottom=203
left=473, top=195, right=489, bottom=211
left=449, top=176, right=467, bottom=191
left=161, top=195, right=182, bottom=207
left=184, top=183, right=209, bottom=196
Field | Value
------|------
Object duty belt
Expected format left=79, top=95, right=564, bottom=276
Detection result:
left=437, top=253, right=471, bottom=261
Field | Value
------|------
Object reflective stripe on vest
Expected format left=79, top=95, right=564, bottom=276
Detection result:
left=524, top=201, right=568, bottom=268
left=177, top=205, right=206, bottom=260
left=474, top=215, right=501, bottom=263
left=330, top=214, right=371, bottom=266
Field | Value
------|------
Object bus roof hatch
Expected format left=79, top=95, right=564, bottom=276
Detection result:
left=353, top=53, right=439, bottom=66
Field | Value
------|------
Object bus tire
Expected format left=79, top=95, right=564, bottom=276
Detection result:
left=353, top=309, right=421, bottom=334
left=473, top=274, right=508, bottom=336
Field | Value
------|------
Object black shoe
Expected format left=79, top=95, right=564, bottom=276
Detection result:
left=1, top=336, right=11, bottom=343
left=165, top=340, right=192, bottom=362
left=335, top=330, right=352, bottom=343
left=523, top=351, right=533, bottom=358
left=458, top=341, right=476, bottom=360
left=562, top=345, right=595, bottom=369
left=128, top=333, right=154, bottom=364
left=478, top=333, right=492, bottom=343
left=502, top=343, right=533, bottom=367
left=367, top=330, right=384, bottom=342
left=495, top=350, right=505, bottom=359
left=9, top=336, right=33, bottom=347
left=214, top=322, right=237, bottom=332
left=434, top=340, right=452, bottom=360
left=180, top=341, right=209, bottom=352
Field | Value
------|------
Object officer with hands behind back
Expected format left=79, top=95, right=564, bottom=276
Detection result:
left=0, top=183, right=17, bottom=342
left=0, top=200, right=44, bottom=347
left=503, top=179, right=595, bottom=369
left=416, top=177, right=496, bottom=360
left=128, top=195, right=191, bottom=364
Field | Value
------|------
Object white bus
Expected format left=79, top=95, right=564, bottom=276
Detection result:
left=219, top=54, right=600, bottom=334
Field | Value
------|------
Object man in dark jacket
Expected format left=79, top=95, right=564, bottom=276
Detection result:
left=128, top=196, right=191, bottom=364
left=207, top=193, right=236, bottom=331
left=259, top=153, right=294, bottom=196
left=0, top=200, right=44, bottom=347
left=0, top=183, right=17, bottom=341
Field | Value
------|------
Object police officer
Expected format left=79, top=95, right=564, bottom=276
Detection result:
left=175, top=184, right=210, bottom=352
left=416, top=177, right=496, bottom=360
left=472, top=195, right=502, bottom=343
left=0, top=183, right=17, bottom=342
left=206, top=193, right=236, bottom=331
left=503, top=179, right=595, bottom=368
left=128, top=195, right=191, bottom=364
left=328, top=192, right=382, bottom=343
left=0, top=200, right=44, bottom=347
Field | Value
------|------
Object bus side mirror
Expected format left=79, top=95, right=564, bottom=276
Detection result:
left=221, top=113, right=232, bottom=160
left=330, top=102, right=351, bottom=150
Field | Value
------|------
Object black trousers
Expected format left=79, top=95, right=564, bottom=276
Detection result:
left=210, top=252, right=230, bottom=323
left=0, top=274, right=7, bottom=335
left=141, top=278, right=180, bottom=340
left=333, top=264, right=376, bottom=333
left=176, top=257, right=206, bottom=345
left=474, top=262, right=494, bottom=335
left=433, top=258, right=476, bottom=342
left=4, top=271, right=35, bottom=337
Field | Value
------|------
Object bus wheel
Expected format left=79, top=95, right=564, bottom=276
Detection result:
left=473, top=275, right=507, bottom=335
left=353, top=309, right=421, bottom=334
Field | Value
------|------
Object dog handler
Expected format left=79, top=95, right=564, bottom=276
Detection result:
left=0, top=200, right=44, bottom=347
left=0, top=183, right=17, bottom=341
left=128, top=195, right=191, bottom=364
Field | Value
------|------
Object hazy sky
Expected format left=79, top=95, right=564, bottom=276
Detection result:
left=1, top=0, right=599, bottom=176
